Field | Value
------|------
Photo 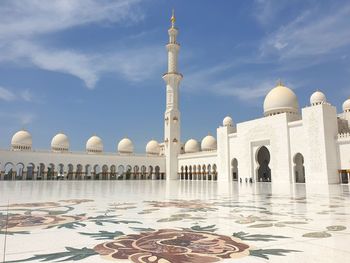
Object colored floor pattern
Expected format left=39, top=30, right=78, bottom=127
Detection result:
left=0, top=181, right=349, bottom=262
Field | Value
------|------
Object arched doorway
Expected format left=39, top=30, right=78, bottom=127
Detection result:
left=58, top=164, right=64, bottom=180
left=67, top=164, right=74, bottom=180
left=148, top=166, right=153, bottom=180
left=202, top=165, right=206, bottom=180
left=192, top=165, right=197, bottom=180
left=141, top=165, right=147, bottom=180
left=133, top=166, right=139, bottom=180
left=38, top=163, right=45, bottom=180
left=294, top=153, right=305, bottom=183
left=102, top=165, right=109, bottom=180
left=180, top=166, right=183, bottom=180
left=110, top=165, right=116, bottom=180
left=93, top=165, right=101, bottom=180
left=213, top=164, right=217, bottom=181
left=207, top=164, right=212, bottom=180
left=231, top=158, right=238, bottom=181
left=155, top=166, right=160, bottom=180
left=4, top=163, right=15, bottom=180
left=76, top=164, right=83, bottom=180
left=47, top=163, right=55, bottom=180
left=126, top=165, right=132, bottom=180
left=257, top=146, right=271, bottom=182
left=26, top=163, right=35, bottom=180
left=85, top=165, right=92, bottom=180
left=16, top=163, right=25, bottom=180
left=117, top=165, right=125, bottom=180
left=197, top=165, right=201, bottom=180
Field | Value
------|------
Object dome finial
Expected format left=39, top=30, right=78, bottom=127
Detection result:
left=277, top=79, right=283, bottom=86
left=171, top=9, right=175, bottom=28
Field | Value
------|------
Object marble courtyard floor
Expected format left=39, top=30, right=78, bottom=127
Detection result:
left=0, top=181, right=349, bottom=262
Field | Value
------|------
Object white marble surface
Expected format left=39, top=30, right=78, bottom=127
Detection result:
left=0, top=181, right=349, bottom=262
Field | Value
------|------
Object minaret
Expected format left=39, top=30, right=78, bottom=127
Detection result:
left=163, top=10, right=182, bottom=180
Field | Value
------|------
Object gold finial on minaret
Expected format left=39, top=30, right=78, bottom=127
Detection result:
left=171, top=9, right=176, bottom=28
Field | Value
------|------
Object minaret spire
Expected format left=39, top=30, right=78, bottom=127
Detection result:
left=171, top=9, right=175, bottom=28
left=163, top=10, right=182, bottom=180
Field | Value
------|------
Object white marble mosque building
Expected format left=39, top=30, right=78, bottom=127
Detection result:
left=1, top=13, right=350, bottom=185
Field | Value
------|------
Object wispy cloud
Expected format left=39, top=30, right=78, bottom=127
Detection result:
left=0, top=86, right=36, bottom=102
left=0, top=112, right=36, bottom=125
left=260, top=3, right=350, bottom=59
left=183, top=63, right=282, bottom=102
left=184, top=1, right=350, bottom=102
left=17, top=113, right=36, bottom=125
left=19, top=89, right=34, bottom=102
left=0, top=0, right=143, bottom=39
left=3, top=40, right=164, bottom=89
left=0, top=0, right=163, bottom=89
left=253, top=0, right=293, bottom=27
left=0, top=87, right=16, bottom=101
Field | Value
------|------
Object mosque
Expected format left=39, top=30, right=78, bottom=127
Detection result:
left=1, top=13, right=350, bottom=185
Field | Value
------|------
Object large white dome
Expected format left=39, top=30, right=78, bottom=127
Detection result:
left=51, top=133, right=69, bottom=152
left=184, top=139, right=200, bottom=153
left=86, top=135, right=103, bottom=153
left=118, top=137, right=134, bottom=154
left=146, top=140, right=160, bottom=155
left=264, top=83, right=299, bottom=116
left=343, top=98, right=350, bottom=112
left=11, top=130, right=32, bottom=151
left=310, top=90, right=326, bottom=106
left=201, top=134, right=217, bottom=151
left=223, top=116, right=233, bottom=127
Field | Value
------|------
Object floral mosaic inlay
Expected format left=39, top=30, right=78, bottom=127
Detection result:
left=94, top=228, right=250, bottom=262
left=0, top=182, right=349, bottom=263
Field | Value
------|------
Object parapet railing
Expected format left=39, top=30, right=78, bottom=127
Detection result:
left=0, top=148, right=164, bottom=157
left=337, top=133, right=350, bottom=141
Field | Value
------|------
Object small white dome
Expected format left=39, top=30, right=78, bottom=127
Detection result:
left=118, top=137, right=134, bottom=154
left=86, top=135, right=103, bottom=153
left=343, top=98, right=350, bottom=112
left=264, top=82, right=299, bottom=116
left=223, top=116, right=233, bottom=127
left=146, top=140, right=160, bottom=155
left=310, top=90, right=326, bottom=105
left=201, top=134, right=217, bottom=151
left=184, top=139, right=200, bottom=153
left=51, top=133, right=69, bottom=152
left=11, top=130, right=32, bottom=151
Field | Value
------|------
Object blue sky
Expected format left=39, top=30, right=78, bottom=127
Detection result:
left=0, top=0, right=349, bottom=153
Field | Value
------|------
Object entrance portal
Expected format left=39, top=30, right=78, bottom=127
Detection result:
left=257, top=146, right=271, bottom=182
left=231, top=158, right=238, bottom=181
left=294, top=153, right=305, bottom=183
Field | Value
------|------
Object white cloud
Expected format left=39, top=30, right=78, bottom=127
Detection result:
left=17, top=113, right=35, bottom=125
left=0, top=0, right=163, bottom=89
left=253, top=0, right=291, bottom=26
left=260, top=3, right=350, bottom=59
left=0, top=0, right=143, bottom=40
left=0, top=112, right=36, bottom=126
left=0, top=87, right=16, bottom=101
left=20, top=89, right=34, bottom=102
left=184, top=63, right=281, bottom=102
left=0, top=86, right=36, bottom=102
left=3, top=40, right=165, bottom=89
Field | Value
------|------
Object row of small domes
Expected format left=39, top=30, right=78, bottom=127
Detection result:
left=184, top=134, right=217, bottom=153
left=263, top=83, right=350, bottom=115
left=11, top=131, right=160, bottom=155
